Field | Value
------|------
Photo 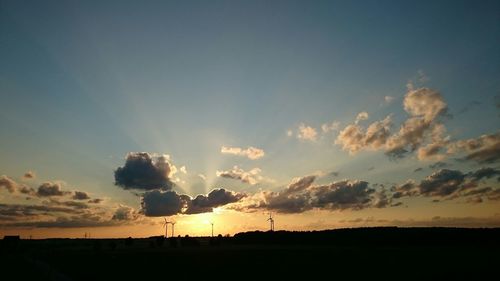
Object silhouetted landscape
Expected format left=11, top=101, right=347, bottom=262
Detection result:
left=2, top=227, right=499, bottom=280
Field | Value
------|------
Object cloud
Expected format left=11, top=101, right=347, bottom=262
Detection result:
left=371, top=88, right=497, bottom=163
left=141, top=190, right=190, bottom=216
left=112, top=205, right=140, bottom=221
left=235, top=176, right=386, bottom=213
left=384, top=96, right=395, bottom=104
left=330, top=85, right=496, bottom=164
left=354, top=111, right=369, bottom=124
left=284, top=175, right=317, bottom=194
left=418, top=169, right=466, bottom=197
left=37, top=182, right=68, bottom=197
left=220, top=146, right=265, bottom=160
left=286, top=130, right=293, bottom=137
left=0, top=204, right=141, bottom=227
left=141, top=189, right=245, bottom=217
left=391, top=180, right=418, bottom=198
left=313, top=180, right=376, bottom=211
left=391, top=168, right=500, bottom=202
left=180, top=166, right=187, bottom=174
left=297, top=123, right=318, bottom=141
left=321, top=121, right=341, bottom=133
left=73, top=191, right=91, bottom=200
left=448, top=132, right=500, bottom=164
left=114, top=152, right=175, bottom=190
left=335, top=115, right=392, bottom=154
left=47, top=199, right=89, bottom=209
left=0, top=175, right=17, bottom=193
left=414, top=167, right=423, bottom=173
left=88, top=198, right=103, bottom=204
left=0, top=203, right=84, bottom=218
left=216, top=166, right=263, bottom=185
left=385, top=88, right=448, bottom=158
left=185, top=189, right=246, bottom=214
left=429, top=161, right=449, bottom=169
left=468, top=167, right=500, bottom=182
left=23, top=171, right=35, bottom=179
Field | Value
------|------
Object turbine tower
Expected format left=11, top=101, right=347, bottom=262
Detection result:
left=210, top=222, right=214, bottom=237
left=171, top=221, right=176, bottom=237
left=267, top=213, right=275, bottom=231
left=163, top=218, right=171, bottom=238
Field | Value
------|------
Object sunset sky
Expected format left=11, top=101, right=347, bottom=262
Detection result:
left=1, top=0, right=499, bottom=238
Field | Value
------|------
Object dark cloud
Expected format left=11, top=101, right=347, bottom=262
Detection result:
left=88, top=198, right=103, bottom=204
left=328, top=171, right=339, bottom=177
left=419, top=169, right=466, bottom=196
left=0, top=175, right=17, bottom=193
left=37, top=182, right=68, bottom=197
left=414, top=167, right=423, bottom=173
left=216, top=166, right=262, bottom=185
left=112, top=205, right=140, bottom=221
left=391, top=180, right=418, bottom=198
left=373, top=189, right=393, bottom=209
left=284, top=175, right=316, bottom=195
left=391, top=168, right=500, bottom=203
left=114, top=152, right=175, bottom=190
left=449, top=132, right=500, bottom=164
left=429, top=161, right=449, bottom=169
left=0, top=215, right=117, bottom=228
left=19, top=185, right=36, bottom=195
left=141, top=189, right=245, bottom=217
left=23, top=171, right=35, bottom=179
left=73, top=191, right=90, bottom=200
left=185, top=189, right=246, bottom=214
left=141, top=190, right=189, bottom=216
left=0, top=203, right=84, bottom=218
left=236, top=176, right=386, bottom=213
left=46, top=199, right=90, bottom=210
left=468, top=167, right=500, bottom=182
left=0, top=201, right=143, bottom=228
left=313, top=180, right=375, bottom=210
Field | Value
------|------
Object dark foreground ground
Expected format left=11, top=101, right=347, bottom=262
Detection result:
left=2, top=227, right=499, bottom=280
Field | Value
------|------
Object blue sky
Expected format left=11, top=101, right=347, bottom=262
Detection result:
left=1, top=0, right=499, bottom=237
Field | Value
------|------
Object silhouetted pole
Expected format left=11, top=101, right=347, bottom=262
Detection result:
left=211, top=223, right=214, bottom=237
left=171, top=222, right=175, bottom=237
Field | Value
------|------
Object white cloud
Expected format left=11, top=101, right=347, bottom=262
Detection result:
left=297, top=123, right=318, bottom=141
left=384, top=96, right=394, bottom=104
left=180, top=166, right=187, bottom=174
left=221, top=146, right=265, bottom=160
left=216, top=166, right=263, bottom=185
left=355, top=111, right=369, bottom=124
left=321, top=121, right=341, bottom=133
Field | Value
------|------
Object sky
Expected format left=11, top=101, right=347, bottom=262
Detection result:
left=1, top=0, right=499, bottom=238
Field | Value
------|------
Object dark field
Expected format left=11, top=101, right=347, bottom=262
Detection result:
left=2, top=227, right=499, bottom=280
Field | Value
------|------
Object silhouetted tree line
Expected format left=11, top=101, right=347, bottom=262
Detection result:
left=233, top=227, right=500, bottom=247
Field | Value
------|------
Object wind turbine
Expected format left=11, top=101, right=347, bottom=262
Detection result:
left=171, top=221, right=176, bottom=237
left=267, top=213, right=275, bottom=231
left=210, top=222, right=214, bottom=237
left=163, top=218, right=171, bottom=238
